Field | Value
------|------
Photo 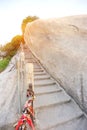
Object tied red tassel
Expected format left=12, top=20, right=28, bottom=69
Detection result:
left=15, top=114, right=35, bottom=130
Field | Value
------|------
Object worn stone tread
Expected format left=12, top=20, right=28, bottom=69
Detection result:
left=35, top=101, right=84, bottom=130
left=34, top=91, right=71, bottom=109
left=24, top=46, right=87, bottom=130
left=34, top=79, right=56, bottom=87
left=48, top=115, right=87, bottom=130
left=34, top=84, right=61, bottom=94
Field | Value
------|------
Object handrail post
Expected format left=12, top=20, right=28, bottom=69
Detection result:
left=17, top=56, right=21, bottom=114
left=20, top=50, right=25, bottom=107
left=25, top=63, right=34, bottom=122
left=25, top=63, right=34, bottom=90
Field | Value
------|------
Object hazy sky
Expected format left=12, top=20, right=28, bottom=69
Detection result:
left=0, top=0, right=87, bottom=45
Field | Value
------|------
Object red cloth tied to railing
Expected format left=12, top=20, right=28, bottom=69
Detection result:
left=15, top=114, right=35, bottom=130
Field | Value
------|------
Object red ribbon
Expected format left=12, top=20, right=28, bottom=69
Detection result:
left=15, top=114, right=35, bottom=130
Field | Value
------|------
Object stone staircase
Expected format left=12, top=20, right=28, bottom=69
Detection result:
left=24, top=46, right=87, bottom=130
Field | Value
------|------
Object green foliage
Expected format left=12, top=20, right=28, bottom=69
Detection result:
left=0, top=35, right=24, bottom=72
left=21, top=16, right=39, bottom=34
left=0, top=57, right=11, bottom=72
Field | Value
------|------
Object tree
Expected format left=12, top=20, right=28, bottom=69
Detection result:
left=21, top=16, right=39, bottom=34
left=1, top=35, right=24, bottom=57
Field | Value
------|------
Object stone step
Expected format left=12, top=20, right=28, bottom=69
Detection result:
left=48, top=115, right=87, bottom=130
left=25, top=54, right=34, bottom=58
left=34, top=65, right=43, bottom=70
left=33, top=64, right=42, bottom=69
left=34, top=84, right=61, bottom=95
left=35, top=89, right=62, bottom=96
left=34, top=75, right=50, bottom=80
left=25, top=56, right=34, bottom=59
left=34, top=69, right=44, bottom=73
left=34, top=71, right=47, bottom=76
left=24, top=47, right=87, bottom=130
left=35, top=79, right=56, bottom=87
left=26, top=60, right=37, bottom=63
left=30, top=62, right=41, bottom=66
left=25, top=62, right=41, bottom=70
left=35, top=83, right=60, bottom=88
left=25, top=63, right=41, bottom=69
left=25, top=57, right=35, bottom=60
left=26, top=59, right=37, bottom=63
left=34, top=91, right=71, bottom=109
left=35, top=101, right=84, bottom=130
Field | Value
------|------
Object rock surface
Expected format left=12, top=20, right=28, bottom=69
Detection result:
left=24, top=46, right=87, bottom=130
left=0, top=54, right=19, bottom=128
left=0, top=44, right=87, bottom=130
left=24, top=15, right=87, bottom=112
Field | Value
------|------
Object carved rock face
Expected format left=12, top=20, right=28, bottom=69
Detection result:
left=24, top=15, right=87, bottom=113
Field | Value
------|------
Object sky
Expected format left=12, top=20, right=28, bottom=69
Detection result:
left=0, top=0, right=87, bottom=45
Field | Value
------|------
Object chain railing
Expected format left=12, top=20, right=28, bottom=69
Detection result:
left=15, top=44, right=35, bottom=130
